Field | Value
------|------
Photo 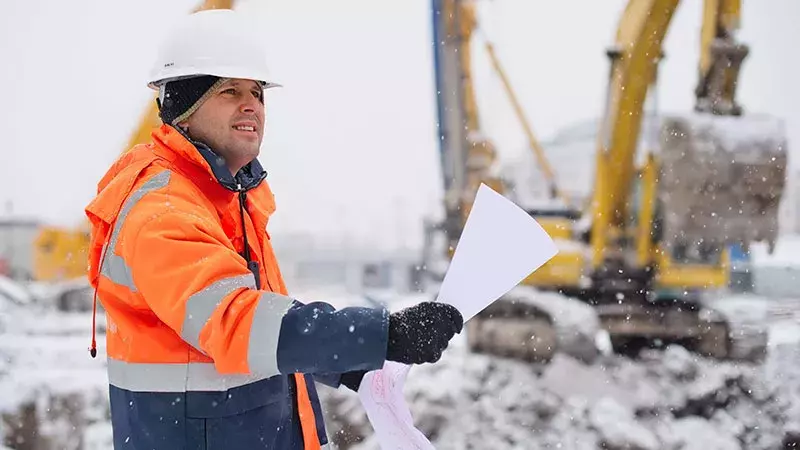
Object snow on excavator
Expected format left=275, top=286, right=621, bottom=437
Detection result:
left=424, top=0, right=787, bottom=364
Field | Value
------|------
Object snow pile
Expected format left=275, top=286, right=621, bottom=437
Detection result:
left=1, top=287, right=797, bottom=450
left=748, top=235, right=800, bottom=298
left=0, top=276, right=32, bottom=309
left=0, top=308, right=111, bottom=450
left=507, top=286, right=603, bottom=363
left=322, top=343, right=799, bottom=450
left=751, top=235, right=800, bottom=269
left=767, top=342, right=800, bottom=441
left=704, top=294, right=771, bottom=362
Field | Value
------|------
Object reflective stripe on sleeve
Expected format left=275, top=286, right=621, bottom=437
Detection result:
left=100, top=170, right=171, bottom=291
left=107, top=358, right=268, bottom=392
left=181, top=273, right=257, bottom=353
left=247, top=292, right=295, bottom=376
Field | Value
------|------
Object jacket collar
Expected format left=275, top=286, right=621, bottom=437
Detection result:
left=152, top=124, right=267, bottom=193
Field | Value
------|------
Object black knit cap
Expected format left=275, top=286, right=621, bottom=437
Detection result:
left=158, top=75, right=225, bottom=125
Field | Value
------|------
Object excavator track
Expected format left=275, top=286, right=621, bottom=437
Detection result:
left=466, top=297, right=558, bottom=363
left=596, top=302, right=731, bottom=358
left=465, top=286, right=604, bottom=364
left=604, top=302, right=767, bottom=363
left=464, top=284, right=767, bottom=365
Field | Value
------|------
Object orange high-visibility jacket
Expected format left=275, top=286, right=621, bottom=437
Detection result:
left=85, top=124, right=389, bottom=449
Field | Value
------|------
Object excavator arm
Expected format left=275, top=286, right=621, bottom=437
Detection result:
left=695, top=0, right=747, bottom=115
left=589, top=0, right=679, bottom=271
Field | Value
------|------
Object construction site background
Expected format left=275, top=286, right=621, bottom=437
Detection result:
left=2, top=1, right=800, bottom=449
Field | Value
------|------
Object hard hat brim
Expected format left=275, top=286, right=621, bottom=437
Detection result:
left=147, top=68, right=282, bottom=91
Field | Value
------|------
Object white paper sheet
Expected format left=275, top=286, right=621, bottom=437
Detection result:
left=433, top=183, right=559, bottom=320
left=357, top=183, right=559, bottom=449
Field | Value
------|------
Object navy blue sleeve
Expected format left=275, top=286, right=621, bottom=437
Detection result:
left=313, top=372, right=343, bottom=389
left=276, top=301, right=389, bottom=375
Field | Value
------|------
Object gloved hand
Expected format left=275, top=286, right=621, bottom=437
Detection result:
left=385, top=302, right=463, bottom=365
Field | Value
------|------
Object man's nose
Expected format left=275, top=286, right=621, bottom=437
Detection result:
left=240, top=94, right=262, bottom=114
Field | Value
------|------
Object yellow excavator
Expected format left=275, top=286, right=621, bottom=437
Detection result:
left=32, top=0, right=234, bottom=282
left=427, top=0, right=787, bottom=362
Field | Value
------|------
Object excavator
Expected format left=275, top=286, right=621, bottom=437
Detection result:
left=31, top=0, right=234, bottom=283
left=427, top=0, right=787, bottom=363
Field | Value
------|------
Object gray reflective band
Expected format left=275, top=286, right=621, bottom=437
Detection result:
left=181, top=273, right=257, bottom=353
left=100, top=171, right=171, bottom=291
left=107, top=358, right=269, bottom=392
left=247, top=292, right=295, bottom=377
left=107, top=291, right=294, bottom=392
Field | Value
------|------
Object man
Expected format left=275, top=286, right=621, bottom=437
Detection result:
left=85, top=9, right=463, bottom=450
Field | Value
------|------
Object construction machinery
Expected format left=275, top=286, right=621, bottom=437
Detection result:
left=32, top=0, right=234, bottom=283
left=426, top=0, right=787, bottom=362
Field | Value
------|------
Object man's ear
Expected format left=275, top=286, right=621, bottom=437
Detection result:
left=177, top=120, right=189, bottom=131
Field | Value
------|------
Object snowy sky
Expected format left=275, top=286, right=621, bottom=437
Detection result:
left=2, top=0, right=799, bottom=250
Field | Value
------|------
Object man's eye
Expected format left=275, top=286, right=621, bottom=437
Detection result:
left=222, top=88, right=236, bottom=95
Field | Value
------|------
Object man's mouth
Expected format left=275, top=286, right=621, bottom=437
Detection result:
left=233, top=125, right=256, bottom=132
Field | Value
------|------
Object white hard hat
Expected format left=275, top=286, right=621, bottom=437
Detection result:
left=147, top=9, right=280, bottom=90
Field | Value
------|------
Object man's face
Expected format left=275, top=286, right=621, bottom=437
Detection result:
left=180, top=78, right=265, bottom=175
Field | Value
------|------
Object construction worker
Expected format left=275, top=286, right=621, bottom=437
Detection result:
left=84, top=9, right=463, bottom=450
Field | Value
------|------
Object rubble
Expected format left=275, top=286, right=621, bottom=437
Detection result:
left=321, top=341, right=799, bottom=450
left=588, top=398, right=660, bottom=450
left=0, top=309, right=110, bottom=450
left=0, top=290, right=797, bottom=450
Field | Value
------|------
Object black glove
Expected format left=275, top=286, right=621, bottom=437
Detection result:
left=340, top=370, right=367, bottom=392
left=385, top=302, right=463, bottom=365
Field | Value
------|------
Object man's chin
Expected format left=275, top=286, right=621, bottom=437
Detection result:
left=234, top=146, right=260, bottom=164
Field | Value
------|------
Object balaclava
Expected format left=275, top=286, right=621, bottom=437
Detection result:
left=157, top=75, right=228, bottom=125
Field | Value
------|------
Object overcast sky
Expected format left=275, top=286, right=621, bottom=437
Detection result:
left=2, top=0, right=798, bottom=250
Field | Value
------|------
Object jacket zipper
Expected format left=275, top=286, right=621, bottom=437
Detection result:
left=237, top=183, right=262, bottom=290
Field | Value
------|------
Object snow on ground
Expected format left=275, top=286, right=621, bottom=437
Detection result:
left=0, top=276, right=33, bottom=309
left=0, top=304, right=111, bottom=450
left=324, top=340, right=799, bottom=450
left=1, top=283, right=798, bottom=449
left=0, top=284, right=371, bottom=450
left=320, top=293, right=800, bottom=450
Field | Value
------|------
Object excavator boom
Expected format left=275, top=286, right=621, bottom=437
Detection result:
left=696, top=0, right=747, bottom=115
left=590, top=0, right=678, bottom=270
